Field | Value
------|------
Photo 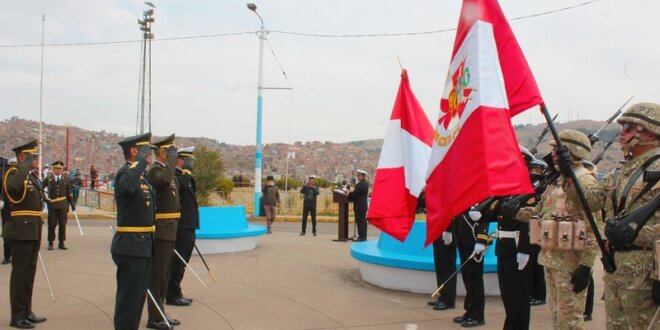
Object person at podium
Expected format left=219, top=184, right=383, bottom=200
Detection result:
left=348, top=170, right=369, bottom=241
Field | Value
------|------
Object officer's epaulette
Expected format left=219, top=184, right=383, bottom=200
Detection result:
left=182, top=169, right=192, bottom=176
left=526, top=197, right=536, bottom=205
left=129, top=162, right=139, bottom=169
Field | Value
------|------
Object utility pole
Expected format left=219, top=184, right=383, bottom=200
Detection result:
left=137, top=3, right=155, bottom=133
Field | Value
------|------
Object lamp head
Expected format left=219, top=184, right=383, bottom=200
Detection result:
left=247, top=3, right=257, bottom=11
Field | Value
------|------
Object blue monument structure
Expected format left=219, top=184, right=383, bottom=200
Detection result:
left=195, top=205, right=267, bottom=254
left=351, top=220, right=500, bottom=295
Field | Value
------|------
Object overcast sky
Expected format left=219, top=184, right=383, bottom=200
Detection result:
left=0, top=0, right=658, bottom=145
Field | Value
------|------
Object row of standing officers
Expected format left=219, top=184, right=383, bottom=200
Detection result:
left=112, top=133, right=199, bottom=330
left=1, top=132, right=200, bottom=329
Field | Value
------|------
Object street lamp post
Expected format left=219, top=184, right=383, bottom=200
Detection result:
left=248, top=3, right=268, bottom=216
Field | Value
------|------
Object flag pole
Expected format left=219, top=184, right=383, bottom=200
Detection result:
left=539, top=103, right=616, bottom=273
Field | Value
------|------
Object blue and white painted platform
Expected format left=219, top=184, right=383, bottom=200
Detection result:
left=350, top=220, right=500, bottom=295
left=195, top=205, right=267, bottom=254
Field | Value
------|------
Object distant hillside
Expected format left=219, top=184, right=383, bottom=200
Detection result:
left=0, top=117, right=624, bottom=181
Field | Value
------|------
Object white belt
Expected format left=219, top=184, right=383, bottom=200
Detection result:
left=497, top=230, right=520, bottom=247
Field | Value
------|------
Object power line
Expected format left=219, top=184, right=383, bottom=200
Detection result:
left=0, top=0, right=600, bottom=48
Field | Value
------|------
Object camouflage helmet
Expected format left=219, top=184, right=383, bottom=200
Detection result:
left=616, top=103, right=660, bottom=135
left=550, top=129, right=591, bottom=160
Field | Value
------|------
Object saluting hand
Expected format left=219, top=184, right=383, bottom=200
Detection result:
left=19, top=154, right=35, bottom=172
left=136, top=144, right=151, bottom=163
left=166, top=145, right=178, bottom=160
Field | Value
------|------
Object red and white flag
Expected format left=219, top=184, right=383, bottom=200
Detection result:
left=367, top=69, right=434, bottom=242
left=425, top=0, right=544, bottom=245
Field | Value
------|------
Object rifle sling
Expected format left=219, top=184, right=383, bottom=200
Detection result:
left=617, top=154, right=660, bottom=215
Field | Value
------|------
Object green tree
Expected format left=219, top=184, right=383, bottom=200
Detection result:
left=216, top=177, right=234, bottom=199
left=193, top=145, right=225, bottom=205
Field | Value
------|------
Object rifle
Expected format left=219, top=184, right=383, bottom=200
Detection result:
left=592, top=135, right=618, bottom=166
left=529, top=113, right=558, bottom=155
left=588, top=95, right=634, bottom=145
left=540, top=103, right=616, bottom=273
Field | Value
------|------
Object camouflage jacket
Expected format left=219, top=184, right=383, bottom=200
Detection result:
left=602, top=148, right=659, bottom=288
left=518, top=165, right=603, bottom=271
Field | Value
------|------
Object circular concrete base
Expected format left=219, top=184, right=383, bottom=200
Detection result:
left=194, top=236, right=260, bottom=254
left=357, top=261, right=501, bottom=296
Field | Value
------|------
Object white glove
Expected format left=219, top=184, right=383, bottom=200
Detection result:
left=473, top=243, right=486, bottom=255
left=517, top=253, right=529, bottom=270
left=441, top=231, right=453, bottom=245
left=468, top=210, right=482, bottom=221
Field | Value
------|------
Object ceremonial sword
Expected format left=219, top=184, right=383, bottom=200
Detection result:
left=194, top=244, right=217, bottom=283
left=173, top=249, right=207, bottom=288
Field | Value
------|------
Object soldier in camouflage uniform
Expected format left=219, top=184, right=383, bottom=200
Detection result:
left=517, top=129, right=602, bottom=330
left=602, top=103, right=660, bottom=330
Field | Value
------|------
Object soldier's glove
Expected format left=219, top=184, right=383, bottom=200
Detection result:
left=555, top=146, right=574, bottom=178
left=136, top=144, right=151, bottom=163
left=468, top=210, right=482, bottom=221
left=500, top=199, right=520, bottom=220
left=183, top=157, right=195, bottom=171
left=166, top=145, right=178, bottom=160
left=473, top=243, right=486, bottom=255
left=570, top=264, right=591, bottom=293
left=441, top=231, right=453, bottom=245
left=653, top=281, right=660, bottom=305
left=70, top=203, right=76, bottom=212
left=604, top=219, right=636, bottom=247
left=516, top=253, right=529, bottom=270
left=19, top=154, right=35, bottom=172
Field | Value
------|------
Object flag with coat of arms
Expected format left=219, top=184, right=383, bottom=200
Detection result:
left=424, top=0, right=545, bottom=245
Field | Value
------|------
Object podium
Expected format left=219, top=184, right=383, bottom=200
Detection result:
left=332, top=190, right=351, bottom=242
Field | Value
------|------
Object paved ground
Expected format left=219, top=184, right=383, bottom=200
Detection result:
left=0, top=219, right=607, bottom=330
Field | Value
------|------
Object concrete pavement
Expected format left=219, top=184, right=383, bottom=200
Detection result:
left=0, top=220, right=607, bottom=329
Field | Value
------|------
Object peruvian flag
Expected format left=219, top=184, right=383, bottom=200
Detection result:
left=425, top=0, right=544, bottom=245
left=367, top=69, right=434, bottom=242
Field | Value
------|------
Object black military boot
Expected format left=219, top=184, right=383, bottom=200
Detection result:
left=58, top=242, right=68, bottom=250
left=47, top=242, right=53, bottom=250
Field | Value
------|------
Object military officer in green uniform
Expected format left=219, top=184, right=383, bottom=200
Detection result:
left=111, top=132, right=155, bottom=330
left=517, top=129, right=602, bottom=330
left=602, top=103, right=660, bottom=329
left=147, top=134, right=181, bottom=330
left=43, top=160, right=74, bottom=250
left=167, top=147, right=199, bottom=306
left=3, top=140, right=47, bottom=329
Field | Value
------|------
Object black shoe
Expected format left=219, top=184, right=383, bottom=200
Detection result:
left=26, top=312, right=46, bottom=323
left=165, top=316, right=181, bottom=326
left=313, top=232, right=317, bottom=236
left=1, top=259, right=10, bottom=265
left=47, top=242, right=53, bottom=250
left=461, top=318, right=485, bottom=327
left=453, top=315, right=468, bottom=323
left=584, top=314, right=592, bottom=322
left=355, top=238, right=366, bottom=242
left=58, top=243, right=68, bottom=250
left=529, top=298, right=546, bottom=306
left=427, top=299, right=440, bottom=306
left=9, top=320, right=34, bottom=329
left=181, top=296, right=193, bottom=302
left=433, top=302, right=455, bottom=311
left=300, top=232, right=305, bottom=236
left=147, top=320, right=172, bottom=329
left=166, top=297, right=191, bottom=306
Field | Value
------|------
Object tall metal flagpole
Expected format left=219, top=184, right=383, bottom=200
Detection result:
left=38, top=14, right=45, bottom=178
